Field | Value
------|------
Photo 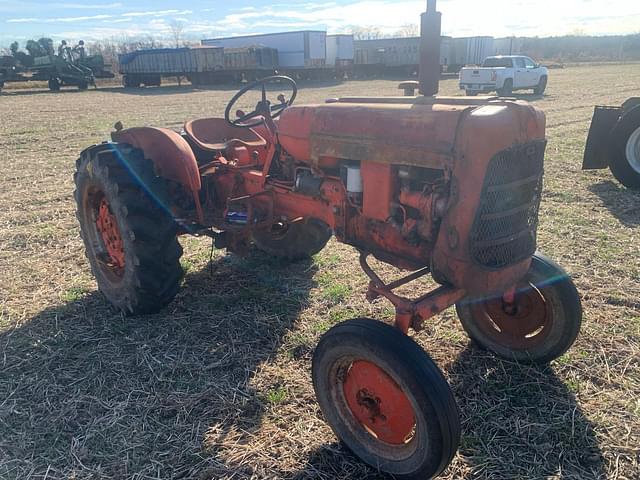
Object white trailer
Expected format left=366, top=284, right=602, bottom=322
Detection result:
left=448, top=36, right=495, bottom=70
left=327, top=34, right=355, bottom=76
left=492, top=37, right=524, bottom=56
left=327, top=34, right=355, bottom=64
left=202, top=31, right=332, bottom=77
left=353, top=36, right=454, bottom=76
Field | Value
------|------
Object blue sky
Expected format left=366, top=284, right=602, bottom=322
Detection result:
left=1, top=0, right=639, bottom=47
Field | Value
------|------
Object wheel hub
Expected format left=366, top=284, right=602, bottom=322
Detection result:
left=471, top=283, right=552, bottom=349
left=96, top=198, right=125, bottom=271
left=343, top=360, right=416, bottom=445
left=625, top=126, right=640, bottom=174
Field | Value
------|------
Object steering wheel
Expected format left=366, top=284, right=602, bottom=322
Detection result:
left=225, top=75, right=298, bottom=128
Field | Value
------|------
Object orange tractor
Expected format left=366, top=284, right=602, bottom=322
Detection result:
left=74, top=1, right=582, bottom=478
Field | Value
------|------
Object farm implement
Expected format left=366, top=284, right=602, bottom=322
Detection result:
left=583, top=97, right=640, bottom=189
left=1, top=43, right=111, bottom=93
left=74, top=1, right=582, bottom=477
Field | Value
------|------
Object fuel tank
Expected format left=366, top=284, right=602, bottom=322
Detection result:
left=278, top=97, right=466, bottom=169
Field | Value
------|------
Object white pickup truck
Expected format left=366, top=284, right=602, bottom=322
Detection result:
left=459, top=55, right=548, bottom=97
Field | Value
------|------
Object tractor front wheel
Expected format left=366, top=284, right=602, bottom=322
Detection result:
left=252, top=219, right=331, bottom=261
left=74, top=145, right=184, bottom=315
left=312, top=319, right=460, bottom=479
left=456, top=253, right=582, bottom=364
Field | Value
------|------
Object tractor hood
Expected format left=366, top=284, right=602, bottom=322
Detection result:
left=277, top=96, right=545, bottom=169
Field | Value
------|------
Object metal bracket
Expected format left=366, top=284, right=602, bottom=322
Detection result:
left=359, top=251, right=466, bottom=334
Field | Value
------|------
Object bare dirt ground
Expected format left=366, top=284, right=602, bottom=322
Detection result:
left=1, top=64, right=639, bottom=479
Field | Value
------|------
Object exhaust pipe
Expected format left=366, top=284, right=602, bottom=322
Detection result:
left=419, top=0, right=442, bottom=96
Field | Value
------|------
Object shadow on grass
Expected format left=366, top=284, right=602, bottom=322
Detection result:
left=449, top=346, right=604, bottom=479
left=588, top=180, right=640, bottom=227
left=0, top=253, right=317, bottom=479
left=292, top=344, right=604, bottom=480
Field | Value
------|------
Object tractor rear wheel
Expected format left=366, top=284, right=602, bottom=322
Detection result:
left=252, top=219, right=331, bottom=261
left=313, top=319, right=460, bottom=480
left=609, top=114, right=640, bottom=189
left=74, top=145, right=184, bottom=315
left=456, top=253, right=582, bottom=364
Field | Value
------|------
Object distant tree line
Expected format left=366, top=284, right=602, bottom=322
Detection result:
left=3, top=29, right=639, bottom=71
left=352, top=24, right=640, bottom=62
left=520, top=35, right=640, bottom=62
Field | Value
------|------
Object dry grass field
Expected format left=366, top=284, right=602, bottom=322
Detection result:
left=1, top=64, right=639, bottom=479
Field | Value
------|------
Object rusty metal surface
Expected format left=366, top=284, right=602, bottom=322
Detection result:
left=431, top=101, right=546, bottom=295
left=112, top=126, right=204, bottom=222
left=360, top=251, right=466, bottom=333
left=343, top=360, right=416, bottom=444
left=468, top=281, right=553, bottom=350
left=331, top=96, right=500, bottom=105
left=184, top=118, right=267, bottom=151
left=362, top=162, right=393, bottom=222
left=279, top=102, right=467, bottom=169
left=359, top=252, right=466, bottom=333
left=199, top=96, right=548, bottom=303
left=96, top=197, right=125, bottom=273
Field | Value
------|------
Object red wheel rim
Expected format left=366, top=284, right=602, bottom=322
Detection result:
left=343, top=360, right=416, bottom=445
left=95, top=197, right=125, bottom=272
left=470, top=283, right=552, bottom=349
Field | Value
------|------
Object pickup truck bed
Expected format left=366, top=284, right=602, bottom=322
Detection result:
left=459, top=56, right=548, bottom=96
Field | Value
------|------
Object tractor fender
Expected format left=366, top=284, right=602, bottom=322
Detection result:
left=111, top=127, right=203, bottom=222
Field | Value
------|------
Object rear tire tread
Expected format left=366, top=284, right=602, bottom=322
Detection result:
left=74, top=144, right=183, bottom=315
left=253, top=219, right=332, bottom=261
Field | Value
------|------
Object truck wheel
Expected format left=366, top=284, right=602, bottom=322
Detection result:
left=313, top=319, right=460, bottom=480
left=122, top=75, right=140, bottom=88
left=456, top=253, right=582, bottom=364
left=497, top=79, right=513, bottom=96
left=252, top=219, right=331, bottom=261
left=609, top=114, right=640, bottom=189
left=465, top=90, right=478, bottom=96
left=48, top=78, right=61, bottom=91
left=533, top=76, right=547, bottom=95
left=74, top=145, right=184, bottom=315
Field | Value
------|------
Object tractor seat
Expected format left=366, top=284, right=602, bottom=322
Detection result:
left=184, top=118, right=267, bottom=152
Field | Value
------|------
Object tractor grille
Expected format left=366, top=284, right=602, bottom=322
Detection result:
left=471, top=140, right=546, bottom=269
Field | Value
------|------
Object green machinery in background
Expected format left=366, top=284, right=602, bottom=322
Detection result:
left=1, top=47, right=114, bottom=93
